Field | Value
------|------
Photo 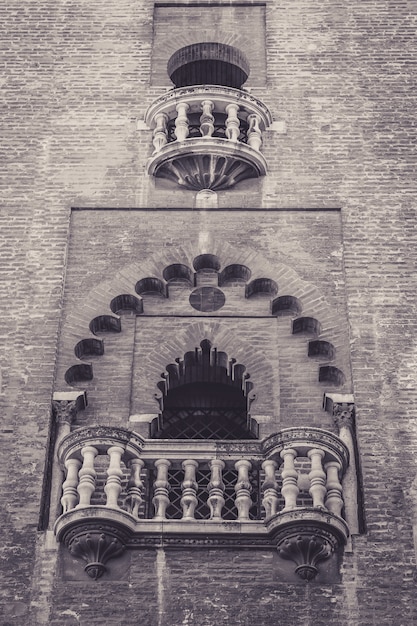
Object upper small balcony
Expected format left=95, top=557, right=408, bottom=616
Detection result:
left=144, top=43, right=273, bottom=192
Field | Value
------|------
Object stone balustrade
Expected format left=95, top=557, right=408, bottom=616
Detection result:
left=144, top=85, right=272, bottom=191
left=54, top=425, right=350, bottom=579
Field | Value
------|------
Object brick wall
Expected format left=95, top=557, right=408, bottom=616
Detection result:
left=1, top=0, right=416, bottom=624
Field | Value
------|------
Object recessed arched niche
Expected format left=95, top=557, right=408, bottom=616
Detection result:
left=89, top=315, right=121, bottom=335
left=308, top=340, right=336, bottom=360
left=193, top=254, right=221, bottom=273
left=65, top=363, right=93, bottom=386
left=74, top=338, right=104, bottom=360
left=272, top=295, right=302, bottom=317
left=110, top=294, right=143, bottom=315
left=246, top=278, right=278, bottom=298
left=135, top=277, right=168, bottom=298
left=162, top=263, right=193, bottom=286
left=219, top=264, right=251, bottom=285
left=319, top=366, right=345, bottom=386
left=292, top=317, right=322, bottom=336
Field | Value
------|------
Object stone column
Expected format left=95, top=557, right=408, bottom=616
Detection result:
left=61, top=458, right=82, bottom=513
left=153, top=112, right=168, bottom=152
left=234, top=459, right=252, bottom=520
left=50, top=391, right=87, bottom=526
left=175, top=102, right=190, bottom=141
left=126, top=458, right=145, bottom=518
left=153, top=459, right=171, bottom=520
left=208, top=460, right=225, bottom=520
left=225, top=103, right=240, bottom=141
left=324, top=393, right=359, bottom=535
left=280, top=449, right=299, bottom=510
left=181, top=459, right=199, bottom=520
left=308, top=449, right=327, bottom=508
left=325, top=461, right=344, bottom=516
left=247, top=114, right=262, bottom=150
left=262, top=459, right=279, bottom=518
left=104, top=446, right=124, bottom=509
left=77, top=445, right=98, bottom=507
left=200, top=100, right=215, bottom=137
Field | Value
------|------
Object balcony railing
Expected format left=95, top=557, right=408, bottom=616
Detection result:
left=54, top=425, right=350, bottom=580
left=144, top=85, right=272, bottom=191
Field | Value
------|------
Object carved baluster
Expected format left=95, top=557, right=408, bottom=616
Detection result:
left=104, top=446, right=124, bottom=509
left=247, top=114, right=262, bottom=151
left=234, top=459, right=252, bottom=520
left=77, top=445, right=98, bottom=508
left=261, top=459, right=279, bottom=519
left=61, top=458, right=82, bottom=513
left=175, top=102, right=190, bottom=142
left=207, top=460, right=225, bottom=520
left=308, top=449, right=327, bottom=508
left=325, top=461, right=344, bottom=516
left=280, top=449, right=299, bottom=510
left=153, top=112, right=168, bottom=152
left=225, top=103, right=240, bottom=141
left=126, top=458, right=145, bottom=518
left=152, top=459, right=171, bottom=520
left=200, top=100, right=215, bottom=137
left=181, top=459, right=199, bottom=520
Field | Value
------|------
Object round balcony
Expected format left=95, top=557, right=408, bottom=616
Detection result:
left=144, top=85, right=272, bottom=191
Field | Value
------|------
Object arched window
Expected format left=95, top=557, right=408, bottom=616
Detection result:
left=151, top=339, right=258, bottom=439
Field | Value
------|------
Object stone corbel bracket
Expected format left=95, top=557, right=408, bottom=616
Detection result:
left=57, top=515, right=133, bottom=580
left=265, top=508, right=349, bottom=581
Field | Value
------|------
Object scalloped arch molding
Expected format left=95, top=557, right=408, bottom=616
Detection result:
left=57, top=241, right=351, bottom=411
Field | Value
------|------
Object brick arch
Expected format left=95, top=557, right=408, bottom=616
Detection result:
left=57, top=240, right=349, bottom=401
left=135, top=317, right=279, bottom=424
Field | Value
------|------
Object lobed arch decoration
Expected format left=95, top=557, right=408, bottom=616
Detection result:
left=60, top=243, right=348, bottom=393
left=150, top=338, right=258, bottom=440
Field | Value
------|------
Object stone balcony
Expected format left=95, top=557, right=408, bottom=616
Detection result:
left=54, top=425, right=350, bottom=580
left=144, top=85, right=273, bottom=191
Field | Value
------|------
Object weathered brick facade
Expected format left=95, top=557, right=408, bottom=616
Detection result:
left=1, top=0, right=416, bottom=624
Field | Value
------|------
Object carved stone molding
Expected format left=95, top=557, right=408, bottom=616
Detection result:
left=57, top=425, right=145, bottom=462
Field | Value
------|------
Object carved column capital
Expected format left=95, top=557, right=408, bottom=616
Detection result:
left=52, top=391, right=87, bottom=425
left=332, top=403, right=355, bottom=430
left=52, top=400, right=78, bottom=425
left=323, top=393, right=355, bottom=431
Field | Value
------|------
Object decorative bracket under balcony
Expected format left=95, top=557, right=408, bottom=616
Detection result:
left=54, top=425, right=350, bottom=581
left=144, top=85, right=272, bottom=191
